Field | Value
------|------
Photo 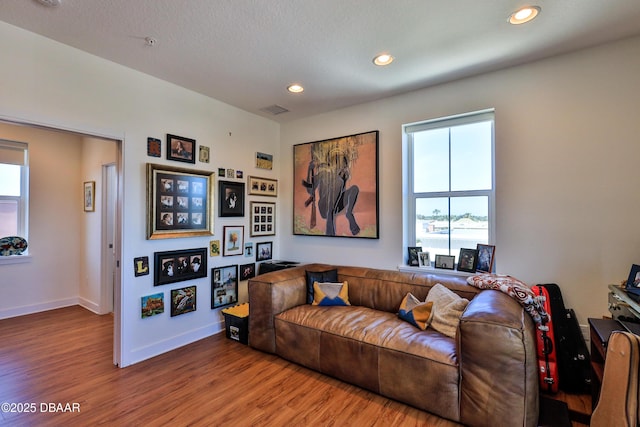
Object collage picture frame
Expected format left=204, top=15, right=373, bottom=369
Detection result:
left=146, top=163, right=215, bottom=240
left=153, top=247, right=207, bottom=286
left=250, top=201, right=275, bottom=237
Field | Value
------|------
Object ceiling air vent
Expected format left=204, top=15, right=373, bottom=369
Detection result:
left=260, top=105, right=289, bottom=115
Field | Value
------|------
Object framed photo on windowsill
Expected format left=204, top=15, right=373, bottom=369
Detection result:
left=435, top=254, right=455, bottom=270
left=476, top=244, right=496, bottom=273
left=457, top=248, right=479, bottom=273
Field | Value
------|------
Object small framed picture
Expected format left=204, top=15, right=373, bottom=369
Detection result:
left=218, top=167, right=226, bottom=176
left=170, top=286, right=196, bottom=317
left=418, top=251, right=431, bottom=267
left=625, top=264, right=640, bottom=295
left=476, top=244, right=496, bottom=273
left=223, top=225, right=244, bottom=256
left=219, top=181, right=245, bottom=217
left=240, top=263, right=256, bottom=281
left=147, top=137, right=161, bottom=157
left=244, top=242, right=253, bottom=257
left=141, top=292, right=164, bottom=318
left=210, top=240, right=220, bottom=257
left=407, top=246, right=422, bottom=266
left=457, top=248, right=479, bottom=273
left=211, top=265, right=238, bottom=309
left=250, top=201, right=275, bottom=237
left=134, top=256, right=150, bottom=277
left=199, top=145, right=210, bottom=163
left=248, top=176, right=277, bottom=197
left=83, top=181, right=95, bottom=212
left=166, top=134, right=196, bottom=164
left=256, top=241, right=273, bottom=261
left=154, top=248, right=207, bottom=286
left=256, top=152, right=273, bottom=170
left=435, top=254, right=455, bottom=270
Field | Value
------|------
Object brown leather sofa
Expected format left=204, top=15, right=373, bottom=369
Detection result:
left=248, top=264, right=538, bottom=427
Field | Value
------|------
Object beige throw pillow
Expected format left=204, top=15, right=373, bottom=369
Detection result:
left=425, top=283, right=470, bottom=338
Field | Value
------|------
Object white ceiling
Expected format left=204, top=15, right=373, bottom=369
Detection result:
left=2, top=0, right=640, bottom=123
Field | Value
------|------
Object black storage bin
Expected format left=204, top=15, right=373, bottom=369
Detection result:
left=221, top=303, right=249, bottom=345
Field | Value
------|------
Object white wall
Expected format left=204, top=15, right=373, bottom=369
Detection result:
left=0, top=21, right=280, bottom=366
left=80, top=136, right=117, bottom=313
left=280, top=35, right=640, bottom=325
left=0, top=123, right=83, bottom=317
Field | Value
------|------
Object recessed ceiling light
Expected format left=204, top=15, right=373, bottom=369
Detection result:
left=373, top=53, right=394, bottom=66
left=509, top=6, right=541, bottom=25
left=287, top=84, right=304, bottom=93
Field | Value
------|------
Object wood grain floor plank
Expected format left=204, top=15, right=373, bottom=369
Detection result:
left=0, top=306, right=589, bottom=426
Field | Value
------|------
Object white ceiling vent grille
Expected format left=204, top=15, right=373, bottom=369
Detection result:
left=260, top=105, right=289, bottom=115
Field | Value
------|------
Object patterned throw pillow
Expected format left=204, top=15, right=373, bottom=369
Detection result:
left=312, top=281, right=351, bottom=306
left=398, top=293, right=434, bottom=330
left=306, top=269, right=338, bottom=304
left=467, top=273, right=549, bottom=324
left=425, top=284, right=470, bottom=338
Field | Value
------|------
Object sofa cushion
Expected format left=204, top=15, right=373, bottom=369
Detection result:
left=312, top=281, right=351, bottom=306
left=398, top=293, right=434, bottom=330
left=306, top=269, right=338, bottom=304
left=426, top=283, right=469, bottom=338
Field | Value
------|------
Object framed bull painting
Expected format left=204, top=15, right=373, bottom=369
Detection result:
left=293, top=130, right=379, bottom=239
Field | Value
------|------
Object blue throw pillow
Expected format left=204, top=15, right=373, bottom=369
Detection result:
left=306, top=269, right=338, bottom=304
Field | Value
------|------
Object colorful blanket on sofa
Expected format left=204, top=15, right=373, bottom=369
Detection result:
left=467, top=274, right=549, bottom=325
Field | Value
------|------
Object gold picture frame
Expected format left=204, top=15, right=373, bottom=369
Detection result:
left=146, top=163, right=215, bottom=239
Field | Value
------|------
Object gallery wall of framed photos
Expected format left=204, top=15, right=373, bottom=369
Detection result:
left=138, top=132, right=280, bottom=320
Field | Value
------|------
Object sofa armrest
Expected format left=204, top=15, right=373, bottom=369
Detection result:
left=458, top=290, right=538, bottom=427
left=248, top=266, right=308, bottom=353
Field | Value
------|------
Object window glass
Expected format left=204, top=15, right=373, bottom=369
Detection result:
left=406, top=110, right=494, bottom=264
left=0, top=163, right=21, bottom=196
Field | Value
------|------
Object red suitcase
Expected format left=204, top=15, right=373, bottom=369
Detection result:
left=534, top=285, right=559, bottom=393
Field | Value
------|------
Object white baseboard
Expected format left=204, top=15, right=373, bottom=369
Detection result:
left=0, top=297, right=79, bottom=320
left=122, top=320, right=225, bottom=367
left=78, top=297, right=100, bottom=314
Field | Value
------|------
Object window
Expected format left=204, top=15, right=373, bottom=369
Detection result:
left=0, top=140, right=28, bottom=241
left=404, top=110, right=494, bottom=264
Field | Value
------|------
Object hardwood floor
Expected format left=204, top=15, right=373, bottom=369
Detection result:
left=0, top=306, right=590, bottom=426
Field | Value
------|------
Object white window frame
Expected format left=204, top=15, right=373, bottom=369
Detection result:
left=0, top=139, right=29, bottom=254
left=404, top=109, right=495, bottom=260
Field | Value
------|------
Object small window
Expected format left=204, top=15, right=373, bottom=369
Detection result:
left=404, top=110, right=495, bottom=264
left=0, top=140, right=28, bottom=240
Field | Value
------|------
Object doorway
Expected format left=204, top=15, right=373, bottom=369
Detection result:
left=0, top=116, right=123, bottom=367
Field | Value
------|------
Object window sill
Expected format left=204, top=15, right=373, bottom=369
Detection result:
left=0, top=254, right=32, bottom=265
left=397, top=264, right=475, bottom=277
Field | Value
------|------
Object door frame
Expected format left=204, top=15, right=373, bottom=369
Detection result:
left=0, top=114, right=124, bottom=367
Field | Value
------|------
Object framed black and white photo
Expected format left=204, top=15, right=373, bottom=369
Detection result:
left=435, top=254, right=455, bottom=270
left=153, top=248, right=207, bottom=286
left=211, top=265, right=238, bottom=309
left=250, top=201, right=275, bottom=237
left=219, top=181, right=245, bottom=217
left=457, top=248, right=479, bottom=273
left=166, top=133, right=196, bottom=164
left=407, top=246, right=422, bottom=266
left=418, top=251, right=431, bottom=267
left=476, top=244, right=496, bottom=273
left=146, top=163, right=214, bottom=239
left=256, top=241, right=272, bottom=261
left=248, top=176, right=277, bottom=197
